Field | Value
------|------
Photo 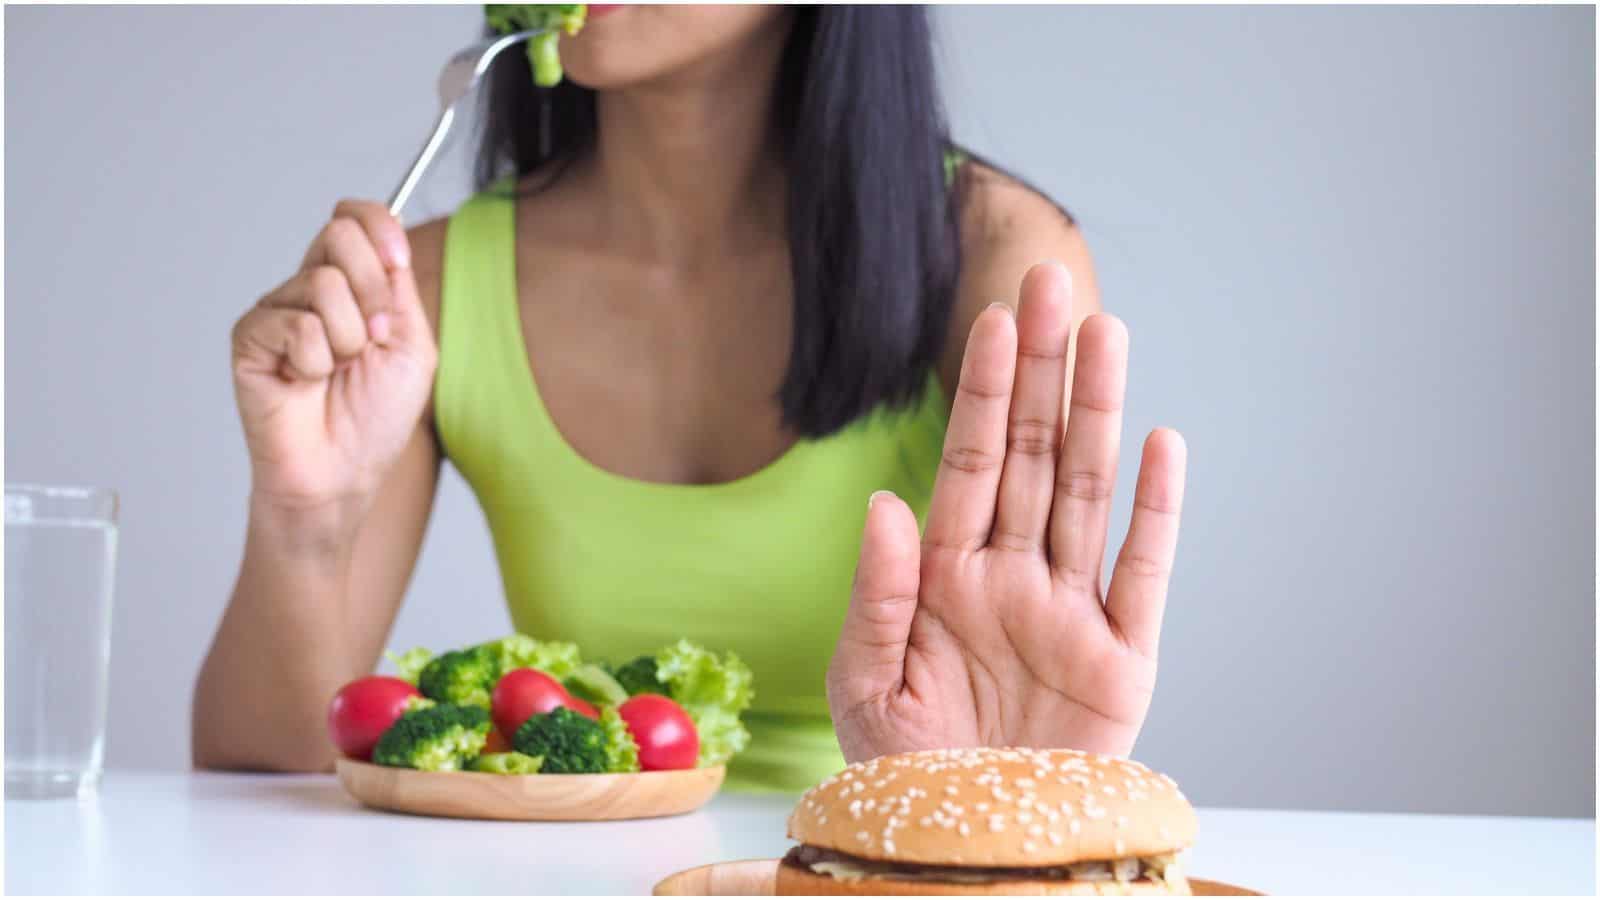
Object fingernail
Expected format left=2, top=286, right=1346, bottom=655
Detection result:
left=368, top=313, right=392, bottom=344
left=868, top=489, right=894, bottom=510
left=1043, top=259, right=1074, bottom=290
left=985, top=301, right=1014, bottom=317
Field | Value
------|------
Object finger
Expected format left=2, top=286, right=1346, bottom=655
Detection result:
left=331, top=198, right=411, bottom=271
left=991, top=263, right=1074, bottom=552
left=327, top=201, right=428, bottom=349
left=1049, top=314, right=1129, bottom=590
left=232, top=307, right=335, bottom=382
left=374, top=262, right=430, bottom=350
left=924, top=303, right=1018, bottom=553
left=303, top=267, right=369, bottom=361
left=259, top=269, right=369, bottom=362
left=303, top=216, right=392, bottom=320
left=1104, top=428, right=1187, bottom=658
left=830, top=491, right=922, bottom=707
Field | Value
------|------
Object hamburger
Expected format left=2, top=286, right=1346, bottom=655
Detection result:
left=779, top=747, right=1196, bottom=895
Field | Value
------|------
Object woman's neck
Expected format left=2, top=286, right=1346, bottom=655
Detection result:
left=583, top=28, right=790, bottom=265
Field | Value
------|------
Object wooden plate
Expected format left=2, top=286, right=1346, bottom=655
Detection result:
left=336, top=758, right=725, bottom=821
left=652, top=859, right=1262, bottom=896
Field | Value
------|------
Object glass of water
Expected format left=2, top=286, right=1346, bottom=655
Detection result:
left=5, top=484, right=119, bottom=799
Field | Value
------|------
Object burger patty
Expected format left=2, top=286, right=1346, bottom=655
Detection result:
left=782, top=845, right=1183, bottom=886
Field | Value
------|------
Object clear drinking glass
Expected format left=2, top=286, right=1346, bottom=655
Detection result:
left=5, top=484, right=119, bottom=799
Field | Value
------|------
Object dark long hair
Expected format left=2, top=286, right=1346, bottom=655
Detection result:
left=475, top=7, right=962, bottom=438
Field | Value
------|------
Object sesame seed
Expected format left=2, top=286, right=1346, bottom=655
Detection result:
left=1018, top=796, right=1034, bottom=809
left=920, top=816, right=932, bottom=827
left=1114, top=839, right=1126, bottom=855
left=884, top=840, right=896, bottom=855
left=1116, top=815, right=1129, bottom=828
left=1102, top=785, right=1117, bottom=795
left=1085, top=806, right=1107, bottom=819
left=856, top=831, right=869, bottom=842
left=1023, top=841, right=1038, bottom=853
left=1016, top=777, right=1036, bottom=788
left=1059, top=801, right=1074, bottom=816
left=945, top=785, right=959, bottom=796
left=976, top=802, right=990, bottom=813
left=1049, top=832, right=1063, bottom=846
left=1028, top=824, right=1044, bottom=837
left=988, top=820, right=1005, bottom=833
left=959, top=822, right=971, bottom=837
left=1017, top=811, right=1033, bottom=824
left=1070, top=819, right=1082, bottom=835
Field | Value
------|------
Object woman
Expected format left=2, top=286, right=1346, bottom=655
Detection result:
left=194, top=5, right=1187, bottom=793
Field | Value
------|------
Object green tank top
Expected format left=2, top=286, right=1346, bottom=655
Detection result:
left=434, top=187, right=950, bottom=793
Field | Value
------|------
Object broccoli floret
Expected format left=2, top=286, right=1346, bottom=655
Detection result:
left=612, top=655, right=667, bottom=696
left=484, top=4, right=587, bottom=87
left=466, top=752, right=544, bottom=775
left=417, top=648, right=498, bottom=707
left=372, top=704, right=491, bottom=771
left=513, top=707, right=607, bottom=774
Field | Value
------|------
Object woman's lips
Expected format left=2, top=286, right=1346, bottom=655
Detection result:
left=586, top=4, right=624, bottom=18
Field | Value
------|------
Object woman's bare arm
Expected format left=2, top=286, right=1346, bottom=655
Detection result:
left=192, top=216, right=449, bottom=772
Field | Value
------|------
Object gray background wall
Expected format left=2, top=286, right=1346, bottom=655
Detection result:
left=5, top=5, right=1592, bottom=817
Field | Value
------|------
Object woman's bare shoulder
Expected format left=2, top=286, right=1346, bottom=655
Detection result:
left=406, top=216, right=450, bottom=337
left=940, top=161, right=1103, bottom=392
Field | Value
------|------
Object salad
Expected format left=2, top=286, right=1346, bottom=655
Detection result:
left=325, top=634, right=754, bottom=776
left=484, top=4, right=588, bottom=87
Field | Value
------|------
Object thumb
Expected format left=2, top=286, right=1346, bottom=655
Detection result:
left=830, top=490, right=922, bottom=708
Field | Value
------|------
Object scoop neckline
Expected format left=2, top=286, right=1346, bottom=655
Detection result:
left=497, top=197, right=812, bottom=496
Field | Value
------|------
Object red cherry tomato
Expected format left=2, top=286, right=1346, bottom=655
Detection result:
left=618, top=694, right=699, bottom=771
left=326, top=676, right=422, bottom=761
left=492, top=668, right=599, bottom=738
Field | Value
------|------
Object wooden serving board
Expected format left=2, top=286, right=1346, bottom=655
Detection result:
left=652, top=859, right=1262, bottom=896
left=336, top=758, right=724, bottom=821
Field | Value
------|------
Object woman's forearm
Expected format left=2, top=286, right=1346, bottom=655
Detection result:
left=192, top=501, right=368, bottom=772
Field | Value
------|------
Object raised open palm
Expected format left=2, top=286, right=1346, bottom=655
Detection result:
left=828, top=263, right=1188, bottom=763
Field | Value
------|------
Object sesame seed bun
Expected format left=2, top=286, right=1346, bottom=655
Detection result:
left=786, top=747, right=1196, bottom=869
left=775, top=860, right=1188, bottom=896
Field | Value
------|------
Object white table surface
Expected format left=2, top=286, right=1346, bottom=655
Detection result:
left=5, top=772, right=1594, bottom=895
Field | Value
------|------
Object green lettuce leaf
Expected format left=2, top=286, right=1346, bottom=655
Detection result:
left=474, top=634, right=582, bottom=681
left=654, top=639, right=754, bottom=767
left=384, top=647, right=435, bottom=684
left=599, top=705, right=640, bottom=773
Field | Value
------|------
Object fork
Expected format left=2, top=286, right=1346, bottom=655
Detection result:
left=387, top=29, right=545, bottom=218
